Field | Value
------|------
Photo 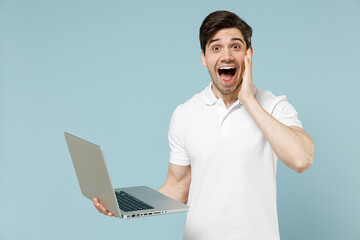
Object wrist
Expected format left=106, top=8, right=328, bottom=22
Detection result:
left=241, top=96, right=257, bottom=108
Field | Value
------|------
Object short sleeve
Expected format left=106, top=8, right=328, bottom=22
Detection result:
left=168, top=107, right=190, bottom=166
left=270, top=96, right=303, bottom=128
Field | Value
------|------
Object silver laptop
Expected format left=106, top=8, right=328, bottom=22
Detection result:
left=65, top=132, right=189, bottom=219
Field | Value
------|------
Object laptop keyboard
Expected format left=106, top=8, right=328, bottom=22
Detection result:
left=115, top=191, right=154, bottom=212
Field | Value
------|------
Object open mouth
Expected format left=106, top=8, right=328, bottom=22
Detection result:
left=217, top=66, right=237, bottom=83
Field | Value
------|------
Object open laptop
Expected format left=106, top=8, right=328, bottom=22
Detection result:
left=65, top=132, right=189, bottom=219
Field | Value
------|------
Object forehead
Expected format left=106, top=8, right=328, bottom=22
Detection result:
left=208, top=28, right=245, bottom=44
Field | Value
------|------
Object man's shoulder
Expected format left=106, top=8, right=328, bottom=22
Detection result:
left=255, top=86, right=275, bottom=102
left=174, top=88, right=206, bottom=115
left=168, top=89, right=205, bottom=131
left=254, top=86, right=286, bottom=112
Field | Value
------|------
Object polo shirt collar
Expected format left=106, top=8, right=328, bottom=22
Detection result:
left=203, top=82, right=218, bottom=106
left=203, top=82, right=243, bottom=107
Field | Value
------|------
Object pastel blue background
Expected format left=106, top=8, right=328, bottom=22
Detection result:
left=1, top=0, right=359, bottom=239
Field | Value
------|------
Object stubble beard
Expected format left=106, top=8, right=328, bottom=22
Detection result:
left=210, top=72, right=243, bottom=96
left=209, top=62, right=244, bottom=97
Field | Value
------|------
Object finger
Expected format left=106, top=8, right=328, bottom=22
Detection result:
left=248, top=47, right=253, bottom=56
left=246, top=49, right=252, bottom=64
left=246, top=49, right=253, bottom=70
left=93, top=198, right=101, bottom=212
left=93, top=198, right=102, bottom=212
left=98, top=204, right=108, bottom=214
left=93, top=198, right=108, bottom=214
left=93, top=198, right=115, bottom=217
left=244, top=53, right=250, bottom=71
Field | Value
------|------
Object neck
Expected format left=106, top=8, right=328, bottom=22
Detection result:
left=211, top=85, right=240, bottom=109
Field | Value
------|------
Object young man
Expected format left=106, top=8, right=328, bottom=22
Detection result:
left=94, top=10, right=314, bottom=240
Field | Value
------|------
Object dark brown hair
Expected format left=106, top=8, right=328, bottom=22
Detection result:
left=199, top=10, right=252, bottom=54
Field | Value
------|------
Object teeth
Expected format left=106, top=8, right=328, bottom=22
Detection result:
left=219, top=67, right=235, bottom=70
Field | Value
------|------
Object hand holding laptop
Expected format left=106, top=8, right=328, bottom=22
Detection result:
left=65, top=132, right=189, bottom=219
left=93, top=198, right=114, bottom=217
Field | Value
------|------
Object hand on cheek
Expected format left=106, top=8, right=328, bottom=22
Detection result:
left=238, top=48, right=254, bottom=104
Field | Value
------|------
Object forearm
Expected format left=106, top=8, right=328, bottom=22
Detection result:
left=243, top=97, right=314, bottom=173
left=158, top=163, right=191, bottom=204
left=158, top=182, right=189, bottom=204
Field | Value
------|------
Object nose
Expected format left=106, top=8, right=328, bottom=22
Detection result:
left=220, top=47, right=234, bottom=62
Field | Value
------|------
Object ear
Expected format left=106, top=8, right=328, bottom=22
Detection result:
left=201, top=50, right=207, bottom=67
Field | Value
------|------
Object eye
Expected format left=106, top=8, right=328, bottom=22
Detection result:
left=232, top=44, right=241, bottom=49
left=212, top=46, right=220, bottom=51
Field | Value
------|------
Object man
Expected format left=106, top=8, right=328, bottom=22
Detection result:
left=94, top=10, right=314, bottom=240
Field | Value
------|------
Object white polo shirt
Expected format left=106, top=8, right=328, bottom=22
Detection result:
left=169, top=83, right=302, bottom=240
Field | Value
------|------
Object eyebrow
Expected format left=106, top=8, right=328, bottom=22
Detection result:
left=208, top=38, right=245, bottom=45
